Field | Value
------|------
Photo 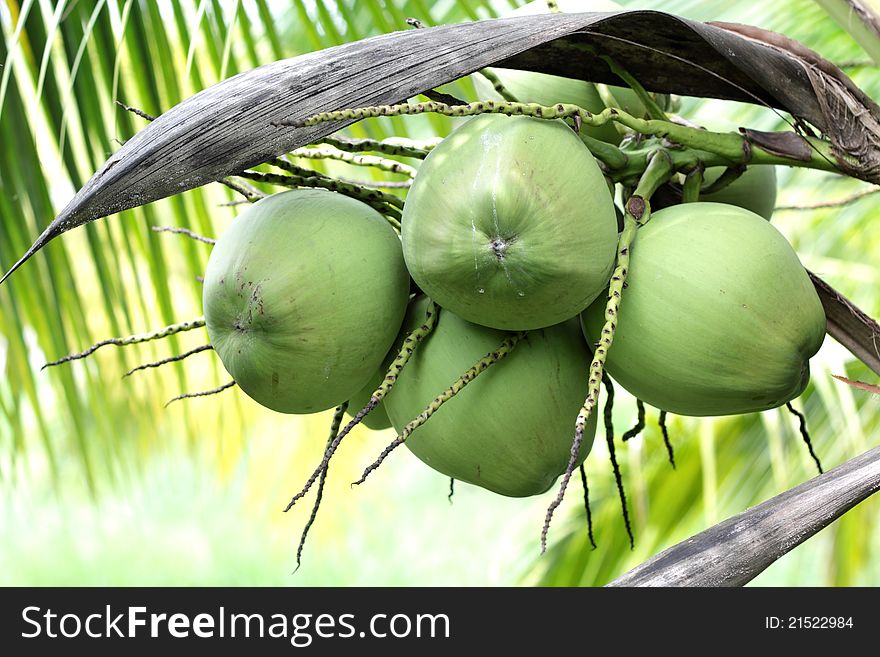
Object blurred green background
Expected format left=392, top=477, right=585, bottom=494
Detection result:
left=0, top=0, right=877, bottom=586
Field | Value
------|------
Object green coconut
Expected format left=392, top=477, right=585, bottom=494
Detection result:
left=384, top=296, right=597, bottom=497
left=582, top=202, right=825, bottom=416
left=203, top=189, right=409, bottom=414
left=402, top=113, right=618, bottom=331
left=701, top=165, right=777, bottom=219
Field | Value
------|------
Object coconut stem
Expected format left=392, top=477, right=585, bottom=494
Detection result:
left=151, top=225, right=216, bottom=244
left=579, top=464, right=597, bottom=550
left=338, top=177, right=412, bottom=190
left=288, top=146, right=417, bottom=178
left=164, top=380, right=236, bottom=407
left=595, top=85, right=633, bottom=141
left=265, top=162, right=405, bottom=209
left=291, top=101, right=845, bottom=178
left=317, top=135, right=440, bottom=159
left=785, top=402, right=823, bottom=474
left=283, top=301, right=440, bottom=512
left=295, top=402, right=348, bottom=572
left=123, top=344, right=213, bottom=378
left=577, top=133, right=630, bottom=170
left=353, top=331, right=528, bottom=487
left=238, top=170, right=402, bottom=228
left=681, top=163, right=704, bottom=203
left=659, top=410, right=676, bottom=470
left=220, top=178, right=266, bottom=203
left=477, top=68, right=520, bottom=103
left=448, top=478, right=455, bottom=504
left=621, top=399, right=646, bottom=442
left=700, top=165, right=745, bottom=195
left=42, top=317, right=207, bottom=370
left=598, top=373, right=635, bottom=549
left=599, top=55, right=668, bottom=121
left=540, top=150, right=673, bottom=553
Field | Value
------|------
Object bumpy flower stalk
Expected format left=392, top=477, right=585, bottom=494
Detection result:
left=292, top=101, right=847, bottom=177
left=338, top=178, right=412, bottom=190
left=238, top=170, right=402, bottom=227
left=353, top=331, right=528, bottom=487
left=284, top=302, right=440, bottom=512
left=540, top=150, right=674, bottom=553
left=346, top=301, right=440, bottom=432
left=317, top=135, right=441, bottom=159
left=477, top=68, right=519, bottom=103
left=124, top=344, right=213, bottom=378
left=151, top=226, right=216, bottom=244
left=595, top=85, right=630, bottom=142
left=287, top=147, right=417, bottom=177
left=164, top=380, right=236, bottom=407
left=220, top=177, right=266, bottom=203
left=263, top=162, right=405, bottom=210
left=43, top=317, right=207, bottom=369
left=295, top=402, right=348, bottom=571
left=267, top=159, right=328, bottom=179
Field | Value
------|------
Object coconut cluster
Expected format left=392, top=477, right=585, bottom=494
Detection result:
left=202, top=132, right=821, bottom=500
left=201, top=6, right=824, bottom=499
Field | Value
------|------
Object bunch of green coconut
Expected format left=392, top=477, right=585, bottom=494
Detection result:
left=199, top=0, right=825, bottom=555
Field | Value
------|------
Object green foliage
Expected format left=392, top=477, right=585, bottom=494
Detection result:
left=813, top=0, right=880, bottom=64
